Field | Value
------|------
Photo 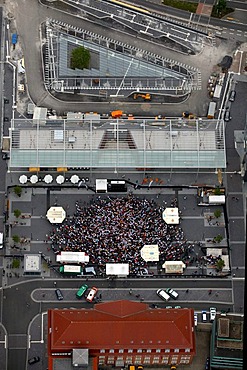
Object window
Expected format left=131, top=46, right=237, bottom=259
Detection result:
left=156, top=349, right=161, bottom=353
left=128, top=349, right=133, bottom=353
left=109, top=349, right=114, bottom=353
left=185, top=348, right=191, bottom=353
left=165, top=349, right=170, bottom=353
left=137, top=349, right=142, bottom=353
left=100, top=349, right=105, bottom=353
left=174, top=348, right=179, bottom=353
left=118, top=349, right=124, bottom=353
left=144, top=356, right=151, bottom=364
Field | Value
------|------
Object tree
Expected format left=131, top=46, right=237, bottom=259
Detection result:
left=214, top=209, right=222, bottom=218
left=14, top=209, right=22, bottom=218
left=216, top=0, right=226, bottom=15
left=214, top=187, right=221, bottom=195
left=14, top=186, right=22, bottom=197
left=12, top=235, right=20, bottom=243
left=12, top=259, right=20, bottom=269
left=213, top=234, right=223, bottom=243
left=70, top=46, right=90, bottom=70
left=216, top=258, right=225, bottom=272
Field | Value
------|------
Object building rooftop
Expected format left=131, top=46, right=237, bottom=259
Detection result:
left=48, top=300, right=195, bottom=352
left=10, top=118, right=226, bottom=169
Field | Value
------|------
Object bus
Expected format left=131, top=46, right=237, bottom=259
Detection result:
left=59, top=265, right=83, bottom=275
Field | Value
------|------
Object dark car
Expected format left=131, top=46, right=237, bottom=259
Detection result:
left=229, top=90, right=236, bottom=102
left=28, top=356, right=40, bottom=365
left=218, top=55, right=233, bottom=69
left=224, top=110, right=231, bottom=122
left=55, top=288, right=63, bottom=300
left=2, top=153, right=10, bottom=160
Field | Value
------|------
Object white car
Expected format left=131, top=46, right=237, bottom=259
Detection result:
left=210, top=307, right=217, bottom=321
left=86, top=287, right=98, bottom=302
left=166, top=288, right=179, bottom=300
left=194, top=313, right=198, bottom=327
left=157, top=289, right=170, bottom=301
left=202, top=310, right=207, bottom=322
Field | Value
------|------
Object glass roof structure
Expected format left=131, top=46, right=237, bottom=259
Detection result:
left=10, top=118, right=226, bottom=169
left=44, top=19, right=201, bottom=95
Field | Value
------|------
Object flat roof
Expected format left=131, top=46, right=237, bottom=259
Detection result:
left=24, top=254, right=41, bottom=273
left=10, top=118, right=226, bottom=169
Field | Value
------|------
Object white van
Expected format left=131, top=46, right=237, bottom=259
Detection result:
left=0, top=233, right=3, bottom=248
left=157, top=289, right=170, bottom=301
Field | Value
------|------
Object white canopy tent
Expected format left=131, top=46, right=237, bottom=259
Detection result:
left=70, top=175, right=80, bottom=184
left=56, top=251, right=89, bottom=263
left=30, top=174, right=38, bottom=184
left=44, top=174, right=53, bottom=184
left=56, top=175, right=65, bottom=184
left=96, top=179, right=107, bottom=193
left=19, top=175, right=28, bottom=184
left=162, top=207, right=180, bottom=224
left=141, top=244, right=159, bottom=262
left=106, top=263, right=129, bottom=277
left=46, top=206, right=66, bottom=224
left=162, top=260, right=186, bottom=274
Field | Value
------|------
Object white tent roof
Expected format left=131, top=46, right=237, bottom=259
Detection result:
left=162, top=208, right=179, bottom=224
left=46, top=206, right=66, bottom=224
left=96, top=179, right=107, bottom=192
left=162, top=260, right=186, bottom=273
left=106, top=263, right=129, bottom=276
left=141, top=244, right=159, bottom=262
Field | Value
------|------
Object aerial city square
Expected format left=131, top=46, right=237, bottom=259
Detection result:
left=0, top=0, right=246, bottom=369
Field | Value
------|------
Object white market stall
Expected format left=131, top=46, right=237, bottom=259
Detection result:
left=162, top=260, right=186, bottom=274
left=106, top=263, right=129, bottom=277
left=56, top=251, right=89, bottom=264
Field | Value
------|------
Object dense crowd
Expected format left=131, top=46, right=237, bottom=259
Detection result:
left=49, top=195, right=193, bottom=275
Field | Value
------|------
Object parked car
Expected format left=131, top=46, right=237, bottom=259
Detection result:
left=210, top=307, right=217, bottom=321
left=229, top=90, right=236, bottom=102
left=202, top=310, right=207, bottom=322
left=157, top=289, right=170, bottom=301
left=28, top=356, right=40, bottom=365
left=166, top=288, right=179, bottom=299
left=194, top=313, right=198, bottom=327
left=86, top=286, right=98, bottom=302
left=224, top=110, right=231, bottom=122
left=55, top=289, right=63, bottom=301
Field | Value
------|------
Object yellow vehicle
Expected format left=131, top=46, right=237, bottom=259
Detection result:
left=133, top=93, right=151, bottom=101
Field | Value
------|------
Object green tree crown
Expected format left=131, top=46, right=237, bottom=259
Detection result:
left=70, top=46, right=90, bottom=70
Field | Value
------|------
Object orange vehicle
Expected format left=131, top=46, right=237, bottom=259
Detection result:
left=111, top=110, right=123, bottom=118
left=133, top=93, right=151, bottom=101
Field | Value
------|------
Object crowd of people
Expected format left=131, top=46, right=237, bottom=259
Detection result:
left=49, top=195, right=193, bottom=275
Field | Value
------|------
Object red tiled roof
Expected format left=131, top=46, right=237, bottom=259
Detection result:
left=48, top=300, right=195, bottom=353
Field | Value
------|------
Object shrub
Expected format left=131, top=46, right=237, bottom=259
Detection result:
left=214, top=209, right=222, bottom=218
left=214, top=234, right=223, bottom=243
left=12, top=235, right=20, bottom=243
left=12, top=259, right=20, bottom=269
